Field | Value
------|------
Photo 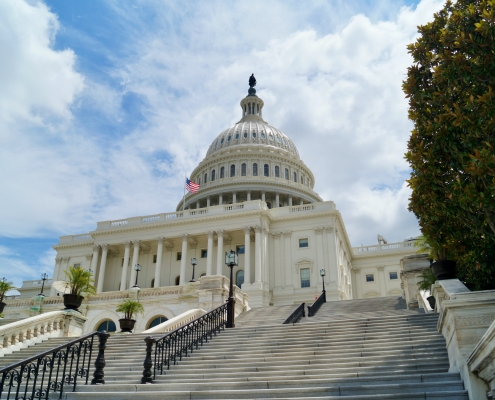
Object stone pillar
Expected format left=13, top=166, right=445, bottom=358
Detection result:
left=97, top=244, right=109, bottom=293
left=120, top=241, right=131, bottom=291
left=247, top=191, right=251, bottom=201
left=179, top=234, right=188, bottom=285
left=315, top=228, right=324, bottom=290
left=254, top=225, right=262, bottom=282
left=243, top=227, right=251, bottom=285
left=50, top=257, right=63, bottom=295
left=90, top=245, right=100, bottom=277
left=219, top=194, right=223, bottom=205
left=216, top=230, right=224, bottom=275
left=325, top=226, right=337, bottom=283
left=273, top=233, right=282, bottom=287
left=261, top=191, right=266, bottom=202
left=275, top=193, right=280, bottom=208
left=154, top=237, right=164, bottom=287
left=207, top=196, right=211, bottom=207
left=129, top=241, right=140, bottom=287
left=352, top=267, right=362, bottom=299
left=377, top=266, right=386, bottom=296
left=232, top=192, right=237, bottom=204
left=196, top=201, right=200, bottom=209
left=300, top=199, right=304, bottom=205
left=206, top=231, right=214, bottom=276
left=284, top=231, right=293, bottom=287
left=263, top=228, right=269, bottom=283
left=289, top=196, right=293, bottom=206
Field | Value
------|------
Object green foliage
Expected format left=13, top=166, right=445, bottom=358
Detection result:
left=63, top=266, right=97, bottom=297
left=0, top=279, right=16, bottom=303
left=116, top=299, right=144, bottom=320
left=417, top=268, right=437, bottom=291
left=403, top=0, right=495, bottom=290
left=415, top=234, right=450, bottom=260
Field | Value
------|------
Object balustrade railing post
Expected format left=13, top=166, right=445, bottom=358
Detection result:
left=141, top=336, right=156, bottom=384
left=91, top=331, right=109, bottom=385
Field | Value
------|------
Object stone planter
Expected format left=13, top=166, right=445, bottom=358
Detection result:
left=426, top=295, right=436, bottom=309
left=119, top=318, right=136, bottom=333
left=0, top=301, right=5, bottom=314
left=63, top=294, right=84, bottom=311
left=430, top=260, right=456, bottom=280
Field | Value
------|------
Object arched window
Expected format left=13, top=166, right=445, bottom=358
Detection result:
left=230, top=164, right=235, bottom=177
left=147, top=316, right=168, bottom=329
left=97, top=320, right=116, bottom=333
left=175, top=276, right=180, bottom=285
left=241, top=163, right=246, bottom=176
left=204, top=173, right=208, bottom=183
left=220, top=166, right=225, bottom=178
left=264, top=164, right=269, bottom=177
left=236, top=270, right=244, bottom=288
left=211, top=170, right=216, bottom=181
left=253, top=163, right=258, bottom=176
left=285, top=168, right=289, bottom=180
left=275, top=166, right=280, bottom=177
left=293, top=172, right=297, bottom=182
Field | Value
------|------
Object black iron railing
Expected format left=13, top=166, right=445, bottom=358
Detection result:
left=282, top=302, right=305, bottom=324
left=142, top=303, right=227, bottom=383
left=308, top=291, right=326, bottom=317
left=0, top=331, right=109, bottom=400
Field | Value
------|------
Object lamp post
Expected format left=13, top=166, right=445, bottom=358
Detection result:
left=320, top=268, right=326, bottom=302
left=225, top=250, right=238, bottom=328
left=133, top=264, right=141, bottom=288
left=39, top=273, right=48, bottom=296
left=190, top=258, right=198, bottom=282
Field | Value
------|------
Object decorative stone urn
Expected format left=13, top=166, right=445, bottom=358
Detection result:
left=119, top=318, right=136, bottom=333
left=431, top=260, right=456, bottom=280
left=63, top=294, right=84, bottom=311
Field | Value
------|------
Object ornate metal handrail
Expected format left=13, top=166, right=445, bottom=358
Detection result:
left=0, top=330, right=109, bottom=400
left=308, top=291, right=326, bottom=317
left=142, top=303, right=227, bottom=383
left=282, top=302, right=305, bottom=324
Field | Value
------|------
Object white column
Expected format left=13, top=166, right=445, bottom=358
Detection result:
left=50, top=257, right=62, bottom=295
left=315, top=228, right=324, bottom=290
left=353, top=267, right=362, bottom=299
left=289, top=196, right=293, bottom=206
left=273, top=233, right=282, bottom=287
left=243, top=227, right=251, bottom=284
left=232, top=192, right=237, bottom=204
left=284, top=231, right=293, bottom=287
left=206, top=231, right=214, bottom=276
left=254, top=225, right=262, bottom=282
left=219, top=194, right=223, bottom=204
left=275, top=193, right=280, bottom=208
left=179, top=234, right=188, bottom=285
left=325, top=226, right=337, bottom=283
left=154, top=237, right=164, bottom=287
left=90, top=245, right=100, bottom=276
left=261, top=191, right=266, bottom=202
left=300, top=199, right=304, bottom=205
left=377, top=266, right=386, bottom=296
left=247, top=191, right=251, bottom=201
left=196, top=201, right=200, bottom=209
left=97, top=244, right=109, bottom=293
left=129, top=241, right=140, bottom=287
left=207, top=196, right=211, bottom=207
left=216, top=230, right=224, bottom=275
left=120, top=241, right=131, bottom=291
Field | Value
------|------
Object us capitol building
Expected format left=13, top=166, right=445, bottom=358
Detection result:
left=14, top=76, right=419, bottom=332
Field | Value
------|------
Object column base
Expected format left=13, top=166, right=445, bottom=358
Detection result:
left=241, top=282, right=270, bottom=308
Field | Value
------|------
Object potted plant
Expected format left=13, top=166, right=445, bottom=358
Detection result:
left=116, top=299, right=144, bottom=333
left=0, top=278, right=16, bottom=314
left=415, top=234, right=456, bottom=280
left=417, top=268, right=437, bottom=309
left=62, top=266, right=97, bottom=311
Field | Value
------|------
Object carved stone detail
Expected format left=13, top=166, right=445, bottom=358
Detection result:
left=455, top=315, right=495, bottom=327
left=283, top=231, right=292, bottom=238
left=314, top=227, right=324, bottom=234
left=85, top=254, right=93, bottom=261
left=206, top=231, right=215, bottom=238
left=157, top=237, right=165, bottom=244
left=243, top=226, right=251, bottom=234
left=92, top=245, right=100, bottom=252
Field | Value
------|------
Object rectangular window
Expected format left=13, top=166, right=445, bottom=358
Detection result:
left=236, top=245, right=245, bottom=254
left=153, top=254, right=157, bottom=263
left=73, top=263, right=81, bottom=268
left=300, top=268, right=310, bottom=288
left=299, top=238, right=309, bottom=248
left=366, top=274, right=374, bottom=282
left=201, top=249, right=207, bottom=258
left=389, top=271, right=398, bottom=280
left=176, top=252, right=182, bottom=261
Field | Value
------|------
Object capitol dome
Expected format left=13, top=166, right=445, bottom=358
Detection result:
left=178, top=75, right=322, bottom=210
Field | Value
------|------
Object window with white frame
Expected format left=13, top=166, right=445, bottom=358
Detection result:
left=366, top=274, right=374, bottom=282
left=299, top=238, right=309, bottom=248
left=300, top=268, right=310, bottom=288
left=389, top=271, right=398, bottom=280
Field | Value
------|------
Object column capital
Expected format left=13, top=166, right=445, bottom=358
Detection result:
left=243, top=226, right=251, bottom=234
left=254, top=225, right=262, bottom=233
left=272, top=232, right=282, bottom=239
left=314, top=227, right=324, bottom=235
left=124, top=241, right=132, bottom=248
left=247, top=190, right=251, bottom=194
left=206, top=230, right=215, bottom=238
left=283, top=231, right=292, bottom=238
left=157, top=237, right=165, bottom=244
left=216, top=230, right=225, bottom=237
left=324, top=226, right=334, bottom=233
left=165, top=242, right=174, bottom=251
left=132, top=240, right=141, bottom=248
left=92, top=244, right=100, bottom=252
left=55, top=257, right=62, bottom=263
left=62, top=256, right=70, bottom=262
left=85, top=254, right=93, bottom=261
left=181, top=234, right=189, bottom=241
left=101, top=244, right=110, bottom=251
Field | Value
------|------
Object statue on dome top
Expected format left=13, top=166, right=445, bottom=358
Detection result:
left=249, top=74, right=257, bottom=88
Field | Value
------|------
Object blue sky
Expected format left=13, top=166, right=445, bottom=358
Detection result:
left=0, top=0, right=445, bottom=288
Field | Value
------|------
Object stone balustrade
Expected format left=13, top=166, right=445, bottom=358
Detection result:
left=467, top=319, right=495, bottom=399
left=0, top=310, right=87, bottom=356
left=142, top=308, right=206, bottom=334
left=353, top=240, right=416, bottom=255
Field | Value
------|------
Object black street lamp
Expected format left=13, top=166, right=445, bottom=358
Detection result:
left=190, top=258, right=198, bottom=282
left=133, top=264, right=141, bottom=288
left=225, top=250, right=238, bottom=328
left=320, top=268, right=327, bottom=302
left=39, top=273, right=49, bottom=296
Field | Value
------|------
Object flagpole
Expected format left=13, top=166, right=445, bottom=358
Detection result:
left=182, top=174, right=186, bottom=212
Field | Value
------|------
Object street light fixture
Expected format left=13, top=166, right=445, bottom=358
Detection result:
left=133, top=264, right=142, bottom=288
left=320, top=268, right=326, bottom=302
left=39, top=273, right=49, bottom=296
left=190, top=258, right=198, bottom=282
left=225, top=250, right=238, bottom=328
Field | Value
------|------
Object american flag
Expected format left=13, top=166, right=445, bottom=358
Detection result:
left=185, top=178, right=200, bottom=193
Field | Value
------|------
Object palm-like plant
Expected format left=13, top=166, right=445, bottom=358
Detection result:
left=63, top=266, right=97, bottom=297
left=116, top=300, right=144, bottom=320
left=0, top=279, right=15, bottom=303
left=415, top=234, right=449, bottom=261
left=417, top=268, right=437, bottom=292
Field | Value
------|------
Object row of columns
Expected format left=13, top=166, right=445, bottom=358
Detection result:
left=193, top=191, right=305, bottom=209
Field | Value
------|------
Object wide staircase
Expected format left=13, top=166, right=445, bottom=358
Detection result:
left=52, top=296, right=468, bottom=399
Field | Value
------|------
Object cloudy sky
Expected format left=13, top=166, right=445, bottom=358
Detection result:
left=0, top=0, right=445, bottom=287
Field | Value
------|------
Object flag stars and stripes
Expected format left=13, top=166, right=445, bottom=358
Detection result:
left=186, top=178, right=200, bottom=193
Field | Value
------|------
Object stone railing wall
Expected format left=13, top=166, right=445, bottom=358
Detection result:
left=353, top=240, right=416, bottom=254
left=467, top=319, right=495, bottom=399
left=142, top=308, right=206, bottom=334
